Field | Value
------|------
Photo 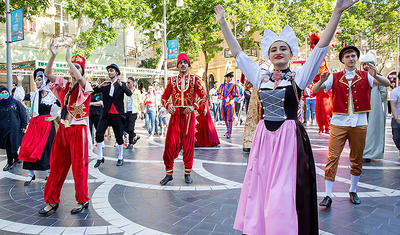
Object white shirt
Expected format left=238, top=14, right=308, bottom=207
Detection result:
left=209, top=88, right=218, bottom=103
left=390, top=86, right=400, bottom=118
left=236, top=46, right=330, bottom=90
left=323, top=69, right=375, bottom=127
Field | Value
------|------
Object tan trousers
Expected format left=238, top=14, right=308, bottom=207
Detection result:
left=324, top=125, right=367, bottom=181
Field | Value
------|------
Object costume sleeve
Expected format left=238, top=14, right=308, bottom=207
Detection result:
left=13, top=86, right=25, bottom=101
left=295, top=46, right=330, bottom=90
left=367, top=73, right=376, bottom=88
left=193, top=76, right=207, bottom=110
left=76, top=81, right=94, bottom=106
left=236, top=52, right=263, bottom=89
left=161, top=78, right=172, bottom=108
left=323, top=74, right=334, bottom=92
left=17, top=101, right=27, bottom=129
left=121, top=82, right=133, bottom=96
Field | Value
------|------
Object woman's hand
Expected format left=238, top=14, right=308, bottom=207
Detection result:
left=214, top=5, right=226, bottom=24
left=319, top=71, right=330, bottom=84
left=335, top=0, right=360, bottom=13
left=50, top=38, right=59, bottom=56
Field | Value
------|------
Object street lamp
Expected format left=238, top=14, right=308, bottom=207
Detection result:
left=154, top=0, right=184, bottom=87
left=233, top=20, right=251, bottom=82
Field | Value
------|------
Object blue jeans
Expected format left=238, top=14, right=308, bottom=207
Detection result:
left=212, top=103, right=220, bottom=122
left=146, top=107, right=156, bottom=134
left=306, top=99, right=316, bottom=121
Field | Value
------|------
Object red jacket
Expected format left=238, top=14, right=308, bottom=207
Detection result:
left=331, top=70, right=371, bottom=115
left=162, top=73, right=206, bottom=110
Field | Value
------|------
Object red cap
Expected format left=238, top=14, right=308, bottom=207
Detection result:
left=71, top=55, right=86, bottom=70
left=177, top=53, right=190, bottom=67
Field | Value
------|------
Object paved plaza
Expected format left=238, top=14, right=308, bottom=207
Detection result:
left=0, top=119, right=399, bottom=235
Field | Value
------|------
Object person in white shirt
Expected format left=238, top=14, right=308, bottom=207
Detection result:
left=313, top=45, right=390, bottom=207
left=209, top=82, right=220, bottom=122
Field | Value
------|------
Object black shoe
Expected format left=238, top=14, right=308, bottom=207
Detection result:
left=126, top=144, right=133, bottom=149
left=160, top=175, right=173, bottom=185
left=116, top=159, right=124, bottom=166
left=319, top=196, right=332, bottom=208
left=94, top=158, right=104, bottom=168
left=349, top=192, right=361, bottom=204
left=39, top=204, right=59, bottom=216
left=24, top=175, right=36, bottom=186
left=71, top=201, right=89, bottom=214
left=3, top=163, right=13, bottom=171
left=184, top=174, right=193, bottom=184
left=132, top=136, right=140, bottom=145
left=243, top=148, right=250, bottom=153
left=363, top=158, right=372, bottom=163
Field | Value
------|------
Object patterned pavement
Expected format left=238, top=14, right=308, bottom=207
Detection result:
left=0, top=119, right=399, bottom=234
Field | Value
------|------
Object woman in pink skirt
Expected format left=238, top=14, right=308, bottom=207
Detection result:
left=215, top=1, right=359, bottom=234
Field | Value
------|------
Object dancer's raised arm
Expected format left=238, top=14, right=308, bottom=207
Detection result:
left=214, top=5, right=242, bottom=58
left=317, top=0, right=360, bottom=48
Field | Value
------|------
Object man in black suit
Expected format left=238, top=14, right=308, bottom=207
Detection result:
left=94, top=64, right=132, bottom=167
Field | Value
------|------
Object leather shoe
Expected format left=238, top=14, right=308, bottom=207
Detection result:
left=39, top=204, right=59, bottom=216
left=24, top=175, right=36, bottom=186
left=132, top=136, right=140, bottom=145
left=116, top=159, right=124, bottom=166
left=184, top=174, right=193, bottom=184
left=126, top=144, right=133, bottom=149
left=349, top=192, right=361, bottom=204
left=319, top=196, right=332, bottom=208
left=71, top=201, right=89, bottom=214
left=243, top=148, right=250, bottom=153
left=94, top=158, right=104, bottom=168
left=3, top=163, right=13, bottom=171
left=160, top=175, right=173, bottom=185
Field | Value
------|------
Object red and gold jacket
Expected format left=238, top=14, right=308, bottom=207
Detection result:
left=57, top=82, right=91, bottom=120
left=162, top=73, right=206, bottom=110
left=332, top=70, right=371, bottom=115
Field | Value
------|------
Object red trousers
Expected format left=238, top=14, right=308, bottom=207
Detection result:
left=163, top=108, right=195, bottom=175
left=315, top=90, right=332, bottom=132
left=44, top=123, right=89, bottom=204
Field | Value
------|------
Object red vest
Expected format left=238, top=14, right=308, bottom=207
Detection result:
left=332, top=70, right=371, bottom=115
left=59, top=82, right=91, bottom=120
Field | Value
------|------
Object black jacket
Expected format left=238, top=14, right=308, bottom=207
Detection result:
left=94, top=81, right=132, bottom=118
left=0, top=100, right=27, bottom=153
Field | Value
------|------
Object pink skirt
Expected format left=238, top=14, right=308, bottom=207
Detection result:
left=234, top=120, right=298, bottom=235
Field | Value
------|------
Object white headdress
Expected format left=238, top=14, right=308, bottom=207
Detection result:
left=261, top=25, right=299, bottom=61
left=360, top=51, right=377, bottom=65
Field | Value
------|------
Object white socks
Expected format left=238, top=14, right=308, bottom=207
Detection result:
left=118, top=145, right=123, bottom=160
left=349, top=175, right=360, bottom=193
left=325, top=180, right=334, bottom=197
left=97, top=142, right=104, bottom=160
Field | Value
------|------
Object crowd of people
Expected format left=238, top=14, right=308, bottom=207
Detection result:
left=1, top=0, right=400, bottom=234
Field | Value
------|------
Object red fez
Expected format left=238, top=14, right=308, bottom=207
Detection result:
left=177, top=53, right=190, bottom=67
left=71, top=55, right=86, bottom=70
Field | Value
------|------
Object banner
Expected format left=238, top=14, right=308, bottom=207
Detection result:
left=11, top=8, right=24, bottom=42
left=168, top=39, right=179, bottom=59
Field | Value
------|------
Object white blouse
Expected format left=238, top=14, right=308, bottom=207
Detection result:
left=236, top=46, right=329, bottom=90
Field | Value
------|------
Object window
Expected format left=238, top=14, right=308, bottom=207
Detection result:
left=54, top=3, right=70, bottom=35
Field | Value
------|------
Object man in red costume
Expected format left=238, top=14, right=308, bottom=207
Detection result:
left=160, top=53, right=207, bottom=185
left=39, top=40, right=93, bottom=216
left=313, top=45, right=390, bottom=207
left=309, top=33, right=332, bottom=133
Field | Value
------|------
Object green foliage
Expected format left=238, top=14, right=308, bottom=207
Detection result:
left=64, top=0, right=149, bottom=58
left=138, top=58, right=158, bottom=69
left=0, top=0, right=50, bottom=23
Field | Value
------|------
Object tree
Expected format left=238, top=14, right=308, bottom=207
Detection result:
left=0, top=0, right=50, bottom=23
left=140, top=0, right=235, bottom=91
left=63, top=0, right=149, bottom=58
